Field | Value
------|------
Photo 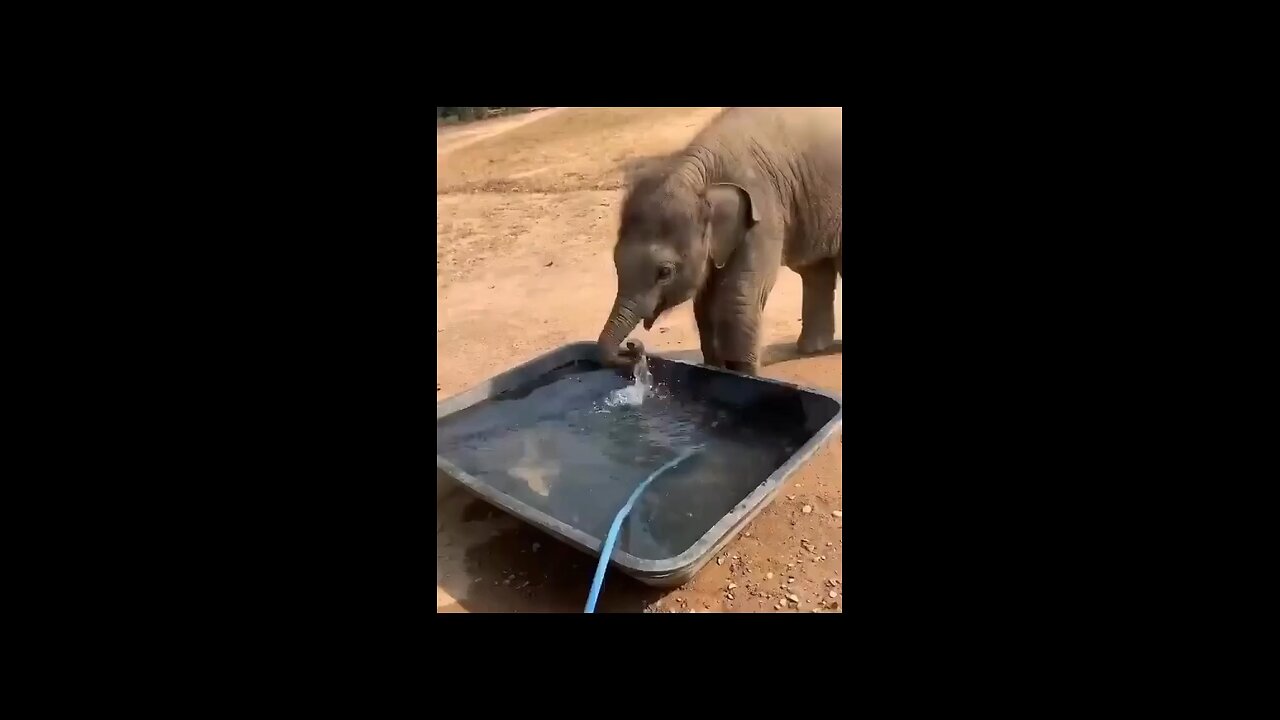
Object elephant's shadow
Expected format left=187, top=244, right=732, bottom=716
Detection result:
left=658, top=340, right=843, bottom=368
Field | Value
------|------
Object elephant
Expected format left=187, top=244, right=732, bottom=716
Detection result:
left=596, top=107, right=842, bottom=376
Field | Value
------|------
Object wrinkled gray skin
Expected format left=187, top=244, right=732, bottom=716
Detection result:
left=597, top=107, right=842, bottom=376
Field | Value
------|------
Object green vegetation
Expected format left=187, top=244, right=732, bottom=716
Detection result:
left=436, top=107, right=533, bottom=124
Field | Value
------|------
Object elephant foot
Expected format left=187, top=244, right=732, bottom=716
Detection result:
left=724, top=360, right=759, bottom=376
left=797, top=330, right=835, bottom=355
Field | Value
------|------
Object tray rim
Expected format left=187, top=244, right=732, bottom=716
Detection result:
left=435, top=341, right=843, bottom=585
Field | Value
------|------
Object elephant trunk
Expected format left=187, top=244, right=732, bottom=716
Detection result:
left=597, top=295, right=643, bottom=366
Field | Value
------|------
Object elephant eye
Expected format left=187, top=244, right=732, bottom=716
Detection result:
left=657, top=265, right=674, bottom=282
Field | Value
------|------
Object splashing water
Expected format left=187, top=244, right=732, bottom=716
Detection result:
left=635, top=351, right=653, bottom=387
left=605, top=353, right=651, bottom=407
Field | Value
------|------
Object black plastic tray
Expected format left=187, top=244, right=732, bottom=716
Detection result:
left=435, top=342, right=843, bottom=588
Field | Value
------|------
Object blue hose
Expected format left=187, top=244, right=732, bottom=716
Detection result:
left=584, top=447, right=701, bottom=613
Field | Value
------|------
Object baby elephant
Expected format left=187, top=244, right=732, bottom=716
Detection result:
left=596, top=107, right=842, bottom=375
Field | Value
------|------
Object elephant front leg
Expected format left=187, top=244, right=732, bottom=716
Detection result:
left=694, top=287, right=722, bottom=367
left=714, top=271, right=774, bottom=376
left=797, top=260, right=838, bottom=354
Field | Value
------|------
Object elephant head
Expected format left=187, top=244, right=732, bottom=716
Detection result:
left=596, top=171, right=759, bottom=367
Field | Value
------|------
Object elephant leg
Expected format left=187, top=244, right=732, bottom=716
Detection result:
left=709, top=211, right=784, bottom=376
left=694, top=284, right=722, bottom=367
left=715, top=269, right=777, bottom=376
left=797, top=260, right=838, bottom=354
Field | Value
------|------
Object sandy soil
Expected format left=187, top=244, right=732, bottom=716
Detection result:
left=437, top=107, right=843, bottom=613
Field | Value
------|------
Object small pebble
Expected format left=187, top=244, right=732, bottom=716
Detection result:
left=826, top=542, right=833, bottom=546
left=829, top=590, right=838, bottom=598
left=727, top=582, right=737, bottom=590
left=766, top=572, right=774, bottom=580
left=787, top=563, right=795, bottom=568
left=744, top=532, right=751, bottom=537
left=788, top=495, right=796, bottom=500
left=803, top=505, right=812, bottom=514
left=812, top=608, right=821, bottom=613
left=775, top=604, right=782, bottom=610
left=726, top=593, right=734, bottom=600
left=717, top=557, right=724, bottom=566
left=787, top=577, right=795, bottom=584
left=787, top=594, right=800, bottom=603
left=832, top=511, right=842, bottom=518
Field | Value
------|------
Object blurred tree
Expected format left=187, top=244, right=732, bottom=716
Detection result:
left=437, top=107, right=531, bottom=122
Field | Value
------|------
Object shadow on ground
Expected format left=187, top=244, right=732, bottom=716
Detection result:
left=657, top=340, right=843, bottom=369
left=436, top=494, right=667, bottom=613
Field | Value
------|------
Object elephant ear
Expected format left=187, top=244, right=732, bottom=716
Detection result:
left=704, top=183, right=759, bottom=270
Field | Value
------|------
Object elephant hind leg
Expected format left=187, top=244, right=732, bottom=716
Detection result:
left=797, top=260, right=838, bottom=354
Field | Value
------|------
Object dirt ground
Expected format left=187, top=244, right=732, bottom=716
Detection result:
left=436, top=107, right=843, bottom=613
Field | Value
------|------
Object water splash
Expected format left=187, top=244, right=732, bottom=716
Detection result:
left=635, top=351, right=652, bottom=387
left=605, top=353, right=651, bottom=408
